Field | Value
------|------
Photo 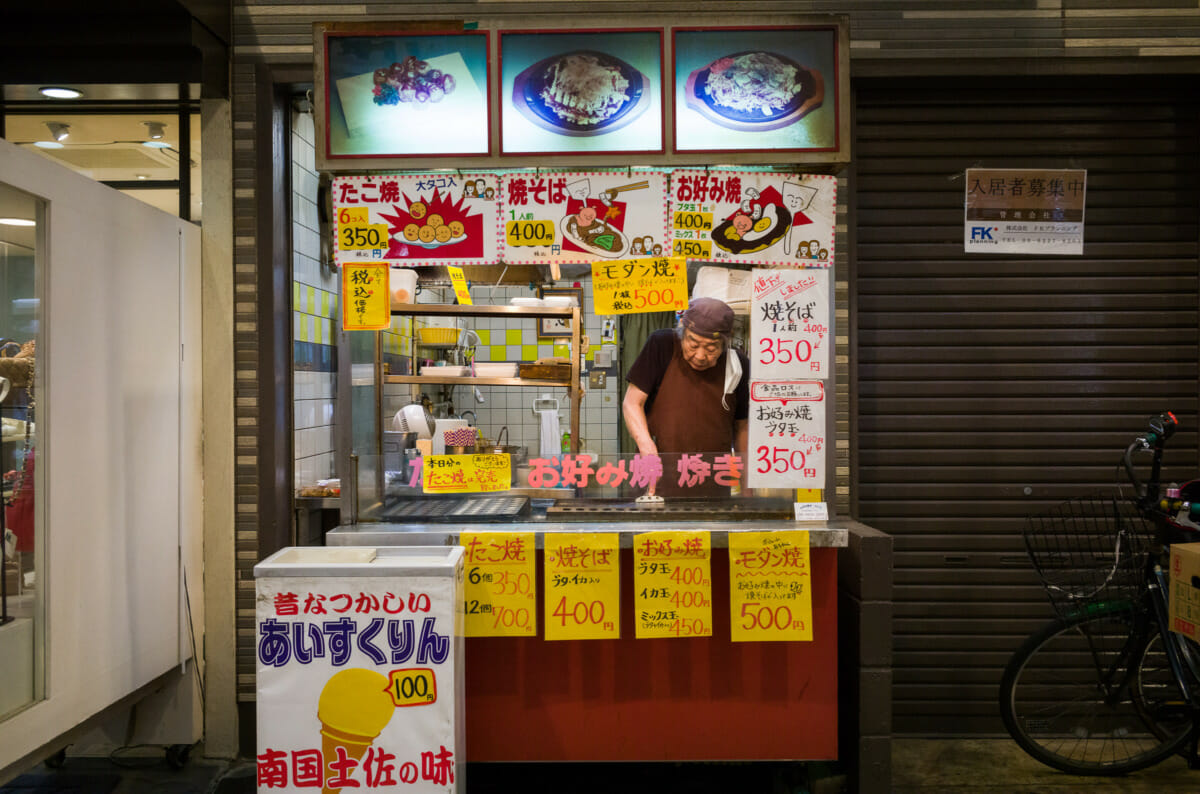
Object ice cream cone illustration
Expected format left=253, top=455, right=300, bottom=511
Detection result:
left=318, top=668, right=395, bottom=794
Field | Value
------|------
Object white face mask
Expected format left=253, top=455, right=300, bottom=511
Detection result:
left=722, top=349, right=742, bottom=411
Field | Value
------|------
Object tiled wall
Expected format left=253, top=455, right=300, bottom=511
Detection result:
left=291, top=109, right=338, bottom=489
left=380, top=280, right=622, bottom=462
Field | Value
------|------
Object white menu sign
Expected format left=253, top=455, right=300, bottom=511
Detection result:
left=750, top=268, right=830, bottom=381
left=746, top=380, right=826, bottom=490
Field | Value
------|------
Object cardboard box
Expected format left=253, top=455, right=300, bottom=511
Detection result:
left=1169, top=542, right=1200, bottom=637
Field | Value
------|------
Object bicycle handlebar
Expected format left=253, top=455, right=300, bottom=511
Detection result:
left=1121, top=410, right=1200, bottom=524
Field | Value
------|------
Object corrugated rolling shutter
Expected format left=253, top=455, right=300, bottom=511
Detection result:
left=852, top=75, right=1200, bottom=734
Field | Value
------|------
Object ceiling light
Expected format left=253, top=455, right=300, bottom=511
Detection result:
left=0, top=218, right=36, bottom=227
left=136, top=174, right=148, bottom=180
left=33, top=141, right=64, bottom=149
left=46, top=122, right=70, bottom=142
left=39, top=86, right=83, bottom=99
left=142, top=140, right=171, bottom=149
left=144, top=121, right=166, bottom=140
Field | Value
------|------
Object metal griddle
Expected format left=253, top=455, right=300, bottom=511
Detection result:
left=381, top=495, right=531, bottom=522
left=545, top=498, right=794, bottom=522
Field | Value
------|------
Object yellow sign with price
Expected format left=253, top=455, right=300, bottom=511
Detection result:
left=505, top=218, right=556, bottom=247
left=591, top=256, right=689, bottom=316
left=462, top=531, right=537, bottom=637
left=633, top=530, right=712, bottom=638
left=728, top=531, right=813, bottom=642
left=543, top=533, right=620, bottom=641
left=336, top=206, right=389, bottom=254
left=422, top=454, right=510, bottom=494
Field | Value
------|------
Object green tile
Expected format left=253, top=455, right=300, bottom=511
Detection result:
left=476, top=329, right=491, bottom=344
left=520, top=345, right=538, bottom=361
left=489, top=345, right=507, bottom=361
left=506, top=328, right=523, bottom=345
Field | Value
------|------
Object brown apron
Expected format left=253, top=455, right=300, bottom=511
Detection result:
left=646, top=339, right=735, bottom=498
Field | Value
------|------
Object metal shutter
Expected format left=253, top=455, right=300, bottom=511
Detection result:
left=851, top=76, right=1200, bottom=735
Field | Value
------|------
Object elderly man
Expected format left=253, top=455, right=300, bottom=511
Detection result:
left=622, top=297, right=749, bottom=497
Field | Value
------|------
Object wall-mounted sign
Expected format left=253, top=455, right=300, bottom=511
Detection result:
left=964, top=168, right=1086, bottom=255
left=746, top=380, right=826, bottom=490
left=321, top=29, right=491, bottom=160
left=673, top=26, right=840, bottom=154
left=500, top=29, right=664, bottom=156
left=543, top=533, right=621, bottom=641
left=461, top=532, right=537, bottom=637
left=499, top=170, right=670, bottom=265
left=750, top=268, right=830, bottom=380
left=669, top=171, right=836, bottom=266
left=341, top=264, right=390, bottom=330
left=633, top=531, right=713, bottom=638
left=729, top=530, right=814, bottom=642
left=332, top=174, right=502, bottom=267
left=591, top=256, right=688, bottom=315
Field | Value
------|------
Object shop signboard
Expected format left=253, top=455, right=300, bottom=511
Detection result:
left=319, top=28, right=491, bottom=160
left=255, top=548, right=464, bottom=793
left=499, top=29, right=665, bottom=156
left=964, top=168, right=1087, bottom=255
left=498, top=170, right=670, bottom=265
left=591, top=255, right=689, bottom=315
left=332, top=174, right=502, bottom=268
left=673, top=26, right=840, bottom=155
left=669, top=170, right=836, bottom=266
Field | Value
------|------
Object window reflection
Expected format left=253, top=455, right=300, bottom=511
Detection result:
left=0, top=181, right=43, bottom=721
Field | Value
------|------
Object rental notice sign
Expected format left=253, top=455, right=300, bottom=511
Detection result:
left=964, top=168, right=1086, bottom=255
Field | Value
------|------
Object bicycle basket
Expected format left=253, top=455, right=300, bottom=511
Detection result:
left=1024, top=491, right=1156, bottom=617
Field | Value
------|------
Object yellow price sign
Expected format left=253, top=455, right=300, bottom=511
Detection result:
left=544, top=533, right=620, bottom=641
left=728, top=531, right=813, bottom=642
left=505, top=218, right=556, bottom=247
left=591, top=256, right=689, bottom=316
left=338, top=223, right=390, bottom=252
left=341, top=263, right=390, bottom=330
left=447, top=265, right=472, bottom=305
left=386, top=667, right=438, bottom=707
left=336, top=206, right=369, bottom=225
left=672, top=239, right=713, bottom=259
left=633, top=530, right=712, bottom=639
left=422, top=454, right=510, bottom=494
left=462, top=532, right=537, bottom=637
left=672, top=210, right=714, bottom=232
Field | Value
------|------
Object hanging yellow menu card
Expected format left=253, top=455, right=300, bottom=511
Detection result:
left=461, top=531, right=536, bottom=637
left=591, top=256, right=689, bottom=316
left=341, top=263, right=390, bottom=330
left=447, top=265, right=473, bottom=305
left=543, top=533, right=620, bottom=641
left=728, top=531, right=813, bottom=642
left=633, top=530, right=712, bottom=638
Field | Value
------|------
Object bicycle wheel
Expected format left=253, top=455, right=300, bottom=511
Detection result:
left=1000, top=605, right=1193, bottom=775
left=1130, top=628, right=1200, bottom=748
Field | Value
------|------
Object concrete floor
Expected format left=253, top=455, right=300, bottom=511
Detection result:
left=892, top=738, right=1196, bottom=793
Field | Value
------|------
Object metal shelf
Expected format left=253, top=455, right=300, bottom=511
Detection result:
left=385, top=375, right=572, bottom=387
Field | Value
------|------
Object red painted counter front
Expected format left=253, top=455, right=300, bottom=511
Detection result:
left=465, top=546, right=837, bottom=761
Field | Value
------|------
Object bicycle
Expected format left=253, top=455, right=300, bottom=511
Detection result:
left=999, top=411, right=1200, bottom=775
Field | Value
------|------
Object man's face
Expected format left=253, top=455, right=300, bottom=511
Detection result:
left=681, top=328, right=723, bottom=371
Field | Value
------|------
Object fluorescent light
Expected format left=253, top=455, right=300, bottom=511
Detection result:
left=39, top=86, right=83, bottom=99
left=0, top=218, right=36, bottom=227
left=33, top=141, right=64, bottom=149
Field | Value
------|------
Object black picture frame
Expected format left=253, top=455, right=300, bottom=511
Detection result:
left=536, top=286, right=584, bottom=338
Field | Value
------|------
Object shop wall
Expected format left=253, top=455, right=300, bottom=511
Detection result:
left=291, top=109, right=338, bottom=491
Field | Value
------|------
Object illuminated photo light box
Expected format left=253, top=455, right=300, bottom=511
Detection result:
left=500, top=29, right=664, bottom=156
left=673, top=26, right=840, bottom=154
left=322, top=30, right=491, bottom=159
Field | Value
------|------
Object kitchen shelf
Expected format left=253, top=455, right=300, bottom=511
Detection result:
left=385, top=375, right=572, bottom=387
left=392, top=303, right=575, bottom=319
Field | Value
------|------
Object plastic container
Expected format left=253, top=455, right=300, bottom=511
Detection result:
left=390, top=267, right=418, bottom=307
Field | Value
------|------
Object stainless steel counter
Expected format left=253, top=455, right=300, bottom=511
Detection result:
left=327, top=519, right=849, bottom=548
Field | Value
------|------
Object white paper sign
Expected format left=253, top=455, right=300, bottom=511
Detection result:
left=750, top=268, right=830, bottom=381
left=747, top=379, right=826, bottom=489
left=256, top=576, right=461, bottom=792
left=669, top=170, right=836, bottom=267
left=794, top=502, right=829, bottom=521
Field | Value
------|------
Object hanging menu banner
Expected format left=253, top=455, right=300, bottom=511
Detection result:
left=332, top=173, right=502, bottom=267
left=669, top=170, right=836, bottom=267
left=460, top=532, right=537, bottom=637
left=543, top=533, right=620, bottom=641
left=498, top=170, right=670, bottom=265
left=746, top=380, right=826, bottom=489
left=591, top=255, right=689, bottom=315
left=728, top=531, right=814, bottom=642
left=751, top=268, right=830, bottom=380
left=633, top=530, right=712, bottom=638
left=341, top=263, right=390, bottom=330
